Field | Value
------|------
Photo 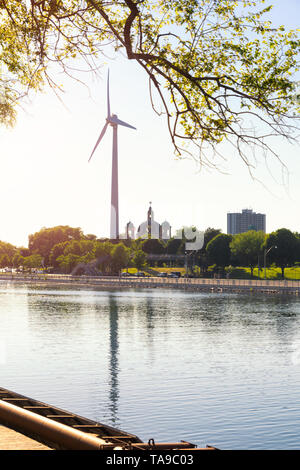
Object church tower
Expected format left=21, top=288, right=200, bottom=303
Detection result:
left=147, top=202, right=153, bottom=239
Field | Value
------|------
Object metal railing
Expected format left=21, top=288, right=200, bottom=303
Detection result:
left=0, top=273, right=299, bottom=291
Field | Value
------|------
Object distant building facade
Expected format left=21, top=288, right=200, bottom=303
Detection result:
left=125, top=203, right=171, bottom=240
left=227, top=209, right=266, bottom=235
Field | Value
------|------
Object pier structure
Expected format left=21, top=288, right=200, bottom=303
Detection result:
left=0, top=387, right=213, bottom=450
left=0, top=273, right=299, bottom=295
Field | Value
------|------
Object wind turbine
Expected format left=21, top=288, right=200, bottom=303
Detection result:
left=88, top=71, right=136, bottom=239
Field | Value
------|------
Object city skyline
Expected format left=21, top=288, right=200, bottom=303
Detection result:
left=0, top=1, right=299, bottom=248
left=4, top=199, right=300, bottom=249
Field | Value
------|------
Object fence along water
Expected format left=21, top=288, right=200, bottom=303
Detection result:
left=0, top=273, right=299, bottom=294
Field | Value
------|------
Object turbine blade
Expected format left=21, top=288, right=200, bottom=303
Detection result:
left=108, top=115, right=136, bottom=130
left=107, top=70, right=111, bottom=118
left=88, top=122, right=109, bottom=162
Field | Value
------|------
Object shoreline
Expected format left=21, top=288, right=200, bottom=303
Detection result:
left=0, top=274, right=299, bottom=295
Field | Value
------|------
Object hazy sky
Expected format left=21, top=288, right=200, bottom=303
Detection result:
left=0, top=0, right=299, bottom=248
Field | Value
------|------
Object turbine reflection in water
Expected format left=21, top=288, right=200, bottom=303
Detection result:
left=2, top=286, right=300, bottom=449
left=108, top=295, right=119, bottom=424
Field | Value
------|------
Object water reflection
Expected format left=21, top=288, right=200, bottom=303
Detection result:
left=108, top=295, right=119, bottom=424
left=1, top=285, right=300, bottom=449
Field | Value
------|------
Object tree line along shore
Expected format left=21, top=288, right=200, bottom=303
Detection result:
left=0, top=225, right=300, bottom=280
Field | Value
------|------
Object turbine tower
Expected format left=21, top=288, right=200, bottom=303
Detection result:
left=88, top=71, right=136, bottom=239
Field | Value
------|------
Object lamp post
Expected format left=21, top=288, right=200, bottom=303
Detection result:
left=264, top=245, right=277, bottom=280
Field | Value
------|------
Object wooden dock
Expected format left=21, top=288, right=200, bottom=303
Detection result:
left=0, top=424, right=51, bottom=450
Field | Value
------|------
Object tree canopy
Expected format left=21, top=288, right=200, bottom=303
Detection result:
left=0, top=0, right=299, bottom=168
left=230, top=229, right=265, bottom=276
left=0, top=240, right=17, bottom=258
left=28, top=225, right=83, bottom=264
left=206, top=233, right=232, bottom=268
left=264, top=228, right=299, bottom=278
left=132, top=249, right=147, bottom=271
left=111, top=243, right=130, bottom=272
left=141, top=238, right=165, bottom=254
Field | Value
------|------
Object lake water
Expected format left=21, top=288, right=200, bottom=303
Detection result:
left=1, top=282, right=300, bottom=449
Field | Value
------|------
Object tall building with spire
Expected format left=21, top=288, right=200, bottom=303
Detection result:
left=127, top=203, right=171, bottom=240
left=147, top=202, right=153, bottom=238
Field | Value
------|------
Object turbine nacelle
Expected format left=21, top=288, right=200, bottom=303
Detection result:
left=88, top=70, right=136, bottom=240
left=88, top=72, right=136, bottom=163
left=108, top=114, right=136, bottom=130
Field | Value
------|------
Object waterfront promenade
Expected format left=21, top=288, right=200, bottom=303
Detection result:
left=0, top=273, right=299, bottom=295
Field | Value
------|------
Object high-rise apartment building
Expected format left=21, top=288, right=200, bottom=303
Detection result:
left=227, top=209, right=266, bottom=235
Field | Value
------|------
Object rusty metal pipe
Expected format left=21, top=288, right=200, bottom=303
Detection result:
left=0, top=399, right=108, bottom=450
